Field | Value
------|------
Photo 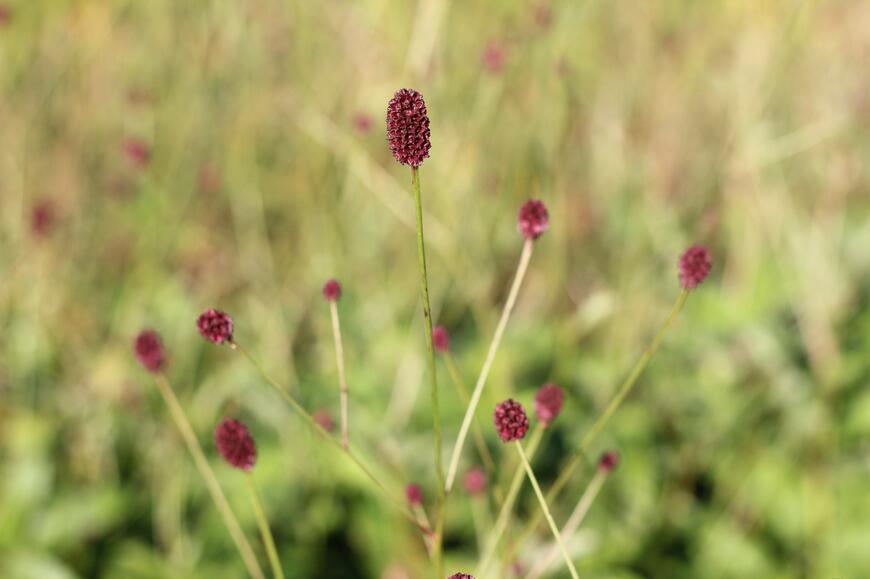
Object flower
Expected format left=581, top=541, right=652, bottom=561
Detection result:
left=481, top=41, right=507, bottom=73
left=598, top=451, right=620, bottom=473
left=386, top=88, right=431, bottom=167
left=322, top=279, right=342, bottom=302
left=463, top=467, right=487, bottom=496
left=30, top=200, right=56, bottom=238
left=406, top=483, right=424, bottom=506
left=517, top=199, right=549, bottom=241
left=447, top=574, right=475, bottom=579
left=0, top=5, right=12, bottom=27
left=678, top=245, right=712, bottom=290
left=313, top=409, right=335, bottom=433
left=353, top=113, right=373, bottom=135
left=534, top=383, right=564, bottom=425
left=215, top=419, right=257, bottom=471
left=432, top=326, right=450, bottom=353
left=123, top=137, right=150, bottom=168
left=494, top=399, right=529, bottom=442
left=197, top=309, right=234, bottom=344
left=134, top=330, right=165, bottom=373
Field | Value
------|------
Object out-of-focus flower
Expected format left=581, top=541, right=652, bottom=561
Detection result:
left=197, top=309, right=234, bottom=344
left=134, top=330, right=165, bottom=373
left=463, top=467, right=487, bottom=496
left=322, top=279, right=342, bottom=302
left=678, top=246, right=712, bottom=290
left=432, top=326, right=450, bottom=353
left=494, top=399, right=529, bottom=442
left=215, top=418, right=257, bottom=471
left=517, top=200, right=549, bottom=241
left=535, top=383, right=564, bottom=425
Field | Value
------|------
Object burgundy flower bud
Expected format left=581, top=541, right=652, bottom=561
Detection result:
left=678, top=245, right=712, bottom=290
left=353, top=113, right=373, bottom=135
left=448, top=574, right=475, bottom=579
left=30, top=200, right=56, bottom=238
left=494, top=399, right=529, bottom=442
left=598, top=451, right=620, bottom=473
left=517, top=199, right=549, bottom=241
left=432, top=326, right=450, bottom=353
left=215, top=419, right=257, bottom=471
left=322, top=279, right=342, bottom=302
left=134, top=329, right=165, bottom=373
left=405, top=483, right=424, bottom=506
left=463, top=467, right=487, bottom=496
left=313, top=409, right=335, bottom=433
left=123, top=137, right=150, bottom=168
left=197, top=308, right=234, bottom=344
left=534, top=383, right=564, bottom=425
left=386, top=88, right=431, bottom=168
left=481, top=41, right=507, bottom=74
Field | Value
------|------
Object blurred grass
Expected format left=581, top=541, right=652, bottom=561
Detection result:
left=1, top=0, right=869, bottom=578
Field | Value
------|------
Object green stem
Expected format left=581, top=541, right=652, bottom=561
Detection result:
left=153, top=374, right=265, bottom=579
left=476, top=424, right=545, bottom=577
left=245, top=474, right=285, bottom=579
left=443, top=352, right=497, bottom=478
left=229, top=341, right=421, bottom=530
left=328, top=301, right=350, bottom=449
left=412, top=166, right=446, bottom=579
left=514, top=441, right=579, bottom=579
left=516, top=290, right=689, bottom=554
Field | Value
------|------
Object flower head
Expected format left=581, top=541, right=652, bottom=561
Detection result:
left=535, top=383, right=564, bottom=425
left=482, top=41, right=507, bottom=74
left=405, top=483, right=424, bottom=506
left=134, top=329, right=165, bottom=373
left=313, top=409, right=335, bottom=433
left=123, top=137, right=150, bottom=168
left=447, top=574, right=475, bottom=579
left=463, top=467, right=487, bottom=496
left=678, top=245, right=712, bottom=290
left=30, top=200, right=56, bottom=238
left=517, top=199, right=549, bottom=241
left=215, top=419, right=257, bottom=471
left=494, top=399, right=529, bottom=442
left=322, top=278, right=342, bottom=302
left=353, top=113, right=373, bottom=135
left=386, top=88, right=431, bottom=167
left=432, top=326, right=450, bottom=353
left=197, top=308, right=233, bottom=344
left=598, top=451, right=620, bottom=473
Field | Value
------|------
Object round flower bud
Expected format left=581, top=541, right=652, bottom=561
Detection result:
left=678, top=245, right=712, bottom=290
left=535, top=383, right=564, bottom=425
left=405, top=483, right=424, bottom=506
left=463, top=467, right=487, bottom=496
left=322, top=278, right=342, bottom=302
left=517, top=199, right=549, bottom=241
left=197, top=308, right=234, bottom=344
left=598, top=451, right=620, bottom=473
left=432, top=326, right=450, bottom=353
left=215, top=419, right=257, bottom=471
left=494, top=399, right=529, bottom=442
left=134, top=329, right=165, bottom=373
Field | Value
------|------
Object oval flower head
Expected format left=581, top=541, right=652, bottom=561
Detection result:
left=432, top=325, right=450, bottom=353
left=463, top=467, right=487, bottom=496
left=405, top=483, right=424, bottom=507
left=534, top=383, right=564, bottom=426
left=134, top=329, right=165, bottom=373
left=494, top=399, right=529, bottom=442
left=386, top=88, right=431, bottom=167
left=215, top=419, right=257, bottom=471
left=197, top=308, right=234, bottom=344
left=678, top=245, right=712, bottom=290
left=598, top=451, right=620, bottom=474
left=322, top=278, right=342, bottom=302
left=448, top=574, right=475, bottom=579
left=517, top=199, right=549, bottom=241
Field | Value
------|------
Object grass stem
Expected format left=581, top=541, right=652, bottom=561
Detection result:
left=328, top=300, right=350, bottom=449
left=245, top=474, right=285, bottom=579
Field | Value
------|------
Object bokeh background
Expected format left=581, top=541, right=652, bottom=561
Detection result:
left=1, top=0, right=869, bottom=578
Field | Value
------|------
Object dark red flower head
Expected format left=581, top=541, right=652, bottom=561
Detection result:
left=123, top=137, right=150, bottom=168
left=517, top=200, right=549, bottom=241
left=432, top=326, right=450, bottom=353
left=313, top=409, right=335, bottom=433
left=134, top=329, right=165, bottom=373
left=215, top=419, right=257, bottom=471
left=406, top=483, right=424, bottom=506
left=463, top=467, right=487, bottom=496
left=678, top=245, right=712, bottom=290
left=386, top=89, right=431, bottom=167
left=322, top=279, right=342, bottom=302
left=0, top=5, right=11, bottom=26
left=197, top=309, right=233, bottom=344
left=535, top=383, right=564, bottom=425
left=598, top=451, right=620, bottom=473
left=447, top=574, right=475, bottom=579
left=494, top=399, right=529, bottom=442
left=30, top=200, right=56, bottom=238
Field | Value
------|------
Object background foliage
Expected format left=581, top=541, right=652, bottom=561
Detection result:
left=1, top=0, right=869, bottom=578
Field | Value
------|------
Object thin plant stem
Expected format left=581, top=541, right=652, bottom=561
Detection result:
left=153, top=374, right=265, bottom=579
left=228, top=341, right=422, bottom=530
left=411, top=166, right=446, bottom=579
left=476, top=423, right=545, bottom=578
left=445, top=238, right=535, bottom=493
left=516, top=290, right=689, bottom=551
left=443, top=352, right=496, bottom=477
left=328, top=300, right=350, bottom=449
left=412, top=503, right=435, bottom=556
left=245, top=474, right=285, bottom=579
left=514, top=441, right=579, bottom=579
left=524, top=469, right=608, bottom=579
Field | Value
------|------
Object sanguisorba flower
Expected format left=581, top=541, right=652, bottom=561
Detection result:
left=517, top=199, right=549, bottom=241
left=447, top=574, right=475, bottom=579
left=405, top=483, right=424, bottom=507
left=197, top=308, right=234, bottom=344
left=494, top=399, right=529, bottom=442
left=313, top=409, right=335, bottom=433
left=432, top=326, right=450, bottom=353
left=386, top=88, right=431, bottom=168
left=463, top=467, right=487, bottom=496
left=678, top=245, right=712, bottom=290
left=534, top=383, right=564, bottom=426
left=123, top=137, right=151, bottom=169
left=598, top=451, right=620, bottom=474
left=322, top=278, right=342, bottom=302
left=215, top=419, right=257, bottom=471
left=134, top=329, right=165, bottom=373
left=30, top=200, right=56, bottom=238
